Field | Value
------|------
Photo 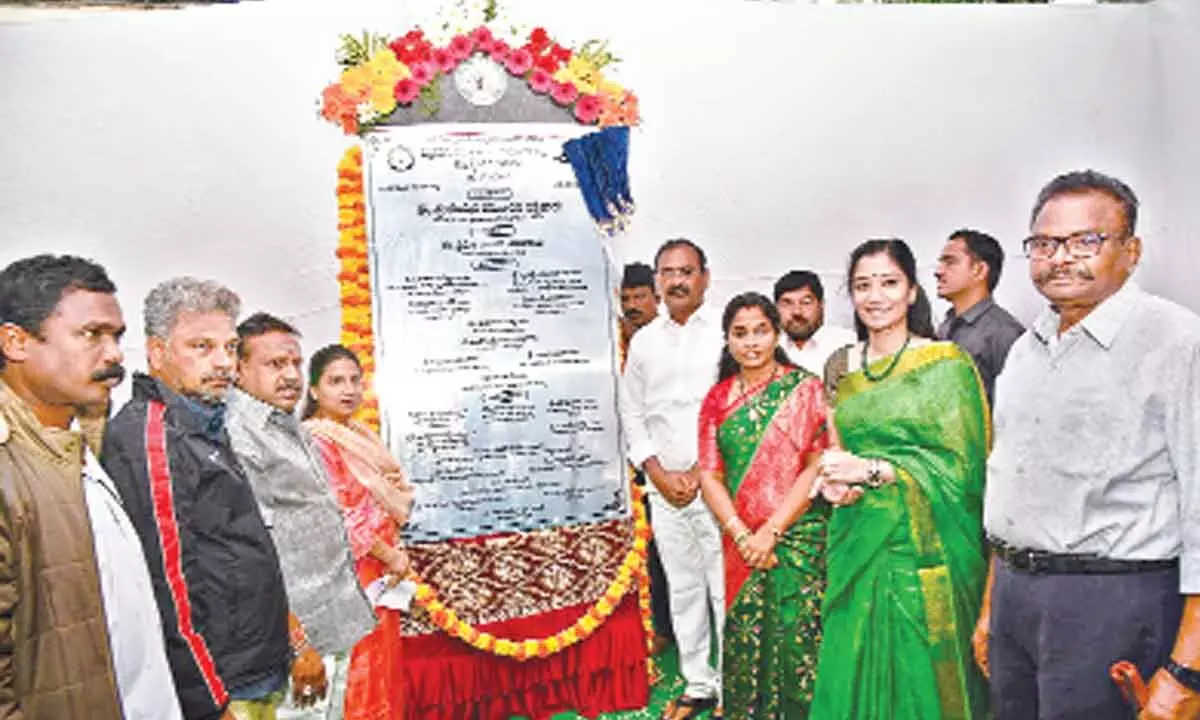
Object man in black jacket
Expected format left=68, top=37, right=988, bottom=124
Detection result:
left=102, top=277, right=291, bottom=720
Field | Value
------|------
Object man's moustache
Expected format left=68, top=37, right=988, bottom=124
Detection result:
left=91, top=364, right=126, bottom=383
left=1038, top=266, right=1094, bottom=283
left=276, top=382, right=303, bottom=393
left=624, top=309, right=644, bottom=320
left=667, top=286, right=688, bottom=297
left=201, top=370, right=234, bottom=383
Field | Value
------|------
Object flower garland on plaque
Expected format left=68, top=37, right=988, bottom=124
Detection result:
left=325, top=19, right=654, bottom=683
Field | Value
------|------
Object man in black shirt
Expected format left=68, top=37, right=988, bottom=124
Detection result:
left=935, top=228, right=1025, bottom=406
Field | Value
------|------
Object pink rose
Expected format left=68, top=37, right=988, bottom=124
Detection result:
left=394, top=78, right=420, bottom=104
left=448, top=35, right=473, bottom=61
left=551, top=81, right=579, bottom=106
left=573, top=94, right=602, bottom=124
left=470, top=26, right=494, bottom=48
left=528, top=68, right=554, bottom=94
left=489, top=40, right=510, bottom=65
left=433, top=48, right=457, bottom=74
left=505, top=48, right=533, bottom=76
left=410, top=61, right=435, bottom=86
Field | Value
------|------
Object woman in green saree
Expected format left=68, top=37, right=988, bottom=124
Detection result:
left=697, top=292, right=831, bottom=719
left=809, top=239, right=990, bottom=720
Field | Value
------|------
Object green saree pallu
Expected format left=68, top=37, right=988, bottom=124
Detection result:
left=809, top=343, right=990, bottom=720
left=698, top=369, right=832, bottom=719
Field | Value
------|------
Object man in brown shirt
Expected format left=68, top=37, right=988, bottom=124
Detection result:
left=0, top=254, right=170, bottom=719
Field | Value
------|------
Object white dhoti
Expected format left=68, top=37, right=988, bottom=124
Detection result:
left=647, top=489, right=725, bottom=700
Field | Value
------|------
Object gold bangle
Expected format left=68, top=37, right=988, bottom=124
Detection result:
left=733, top=530, right=751, bottom=547
left=725, top=516, right=747, bottom=536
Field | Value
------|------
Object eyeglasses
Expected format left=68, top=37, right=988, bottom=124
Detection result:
left=1022, top=231, right=1122, bottom=260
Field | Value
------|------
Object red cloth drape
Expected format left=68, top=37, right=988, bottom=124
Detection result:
left=402, top=593, right=649, bottom=720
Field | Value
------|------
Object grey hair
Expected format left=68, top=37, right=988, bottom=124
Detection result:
left=143, top=277, right=241, bottom=339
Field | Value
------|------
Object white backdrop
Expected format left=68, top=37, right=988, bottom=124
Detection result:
left=1, top=0, right=1196, bottom=395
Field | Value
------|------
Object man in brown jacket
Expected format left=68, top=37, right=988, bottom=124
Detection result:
left=0, top=254, right=182, bottom=719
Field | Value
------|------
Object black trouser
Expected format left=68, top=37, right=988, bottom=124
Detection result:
left=989, top=557, right=1183, bottom=720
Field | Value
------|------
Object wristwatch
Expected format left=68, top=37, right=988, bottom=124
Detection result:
left=1166, top=658, right=1200, bottom=693
left=865, top=459, right=885, bottom=488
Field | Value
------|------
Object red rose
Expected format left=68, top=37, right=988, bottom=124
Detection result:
left=448, top=35, right=473, bottom=61
left=534, top=53, right=560, bottom=75
left=528, top=27, right=551, bottom=50
left=549, top=43, right=571, bottom=64
left=470, top=26, right=494, bottom=48
left=432, top=48, right=457, bottom=74
left=394, top=79, right=420, bottom=104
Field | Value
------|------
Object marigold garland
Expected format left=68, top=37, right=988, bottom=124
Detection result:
left=333, top=144, right=657, bottom=675
left=334, top=145, right=380, bottom=431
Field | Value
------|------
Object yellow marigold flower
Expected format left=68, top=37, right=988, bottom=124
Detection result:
left=364, top=48, right=410, bottom=85
left=544, top=636, right=562, bottom=654
left=598, top=77, right=624, bottom=98
left=596, top=598, right=614, bottom=616
left=478, top=633, right=496, bottom=651
left=562, top=627, right=580, bottom=645
left=495, top=639, right=517, bottom=656
left=361, top=48, right=409, bottom=115
left=523, top=639, right=541, bottom=657
left=369, top=84, right=397, bottom=116
left=580, top=615, right=599, bottom=634
left=340, top=65, right=372, bottom=100
left=554, top=55, right=600, bottom=95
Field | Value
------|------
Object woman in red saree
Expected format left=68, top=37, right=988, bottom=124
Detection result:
left=302, top=344, right=414, bottom=720
left=697, top=292, right=831, bottom=719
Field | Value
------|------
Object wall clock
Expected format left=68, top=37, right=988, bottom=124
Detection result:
left=454, top=55, right=508, bottom=107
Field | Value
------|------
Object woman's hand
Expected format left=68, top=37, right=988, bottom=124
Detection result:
left=383, top=545, right=411, bottom=578
left=739, top=526, right=779, bottom=570
left=821, top=481, right=865, bottom=507
left=818, top=449, right=871, bottom=485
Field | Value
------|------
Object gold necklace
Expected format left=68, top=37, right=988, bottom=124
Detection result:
left=737, top=364, right=780, bottom=422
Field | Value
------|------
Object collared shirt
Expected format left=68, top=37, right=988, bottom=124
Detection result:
left=225, top=388, right=376, bottom=654
left=985, top=282, right=1200, bottom=592
left=82, top=446, right=185, bottom=720
left=620, top=304, right=725, bottom=475
left=783, top=323, right=858, bottom=377
left=937, top=296, right=1025, bottom=405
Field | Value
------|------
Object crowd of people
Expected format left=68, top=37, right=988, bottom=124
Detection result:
left=0, top=268, right=409, bottom=719
left=0, top=167, right=1197, bottom=720
left=619, top=169, right=1200, bottom=720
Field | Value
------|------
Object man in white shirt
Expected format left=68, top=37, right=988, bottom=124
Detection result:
left=621, top=239, right=726, bottom=719
left=773, top=270, right=857, bottom=377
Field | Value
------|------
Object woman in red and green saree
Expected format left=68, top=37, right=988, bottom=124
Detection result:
left=809, top=239, right=990, bottom=720
left=697, top=292, right=831, bottom=720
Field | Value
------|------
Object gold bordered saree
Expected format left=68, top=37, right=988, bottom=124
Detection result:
left=809, top=342, right=990, bottom=720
